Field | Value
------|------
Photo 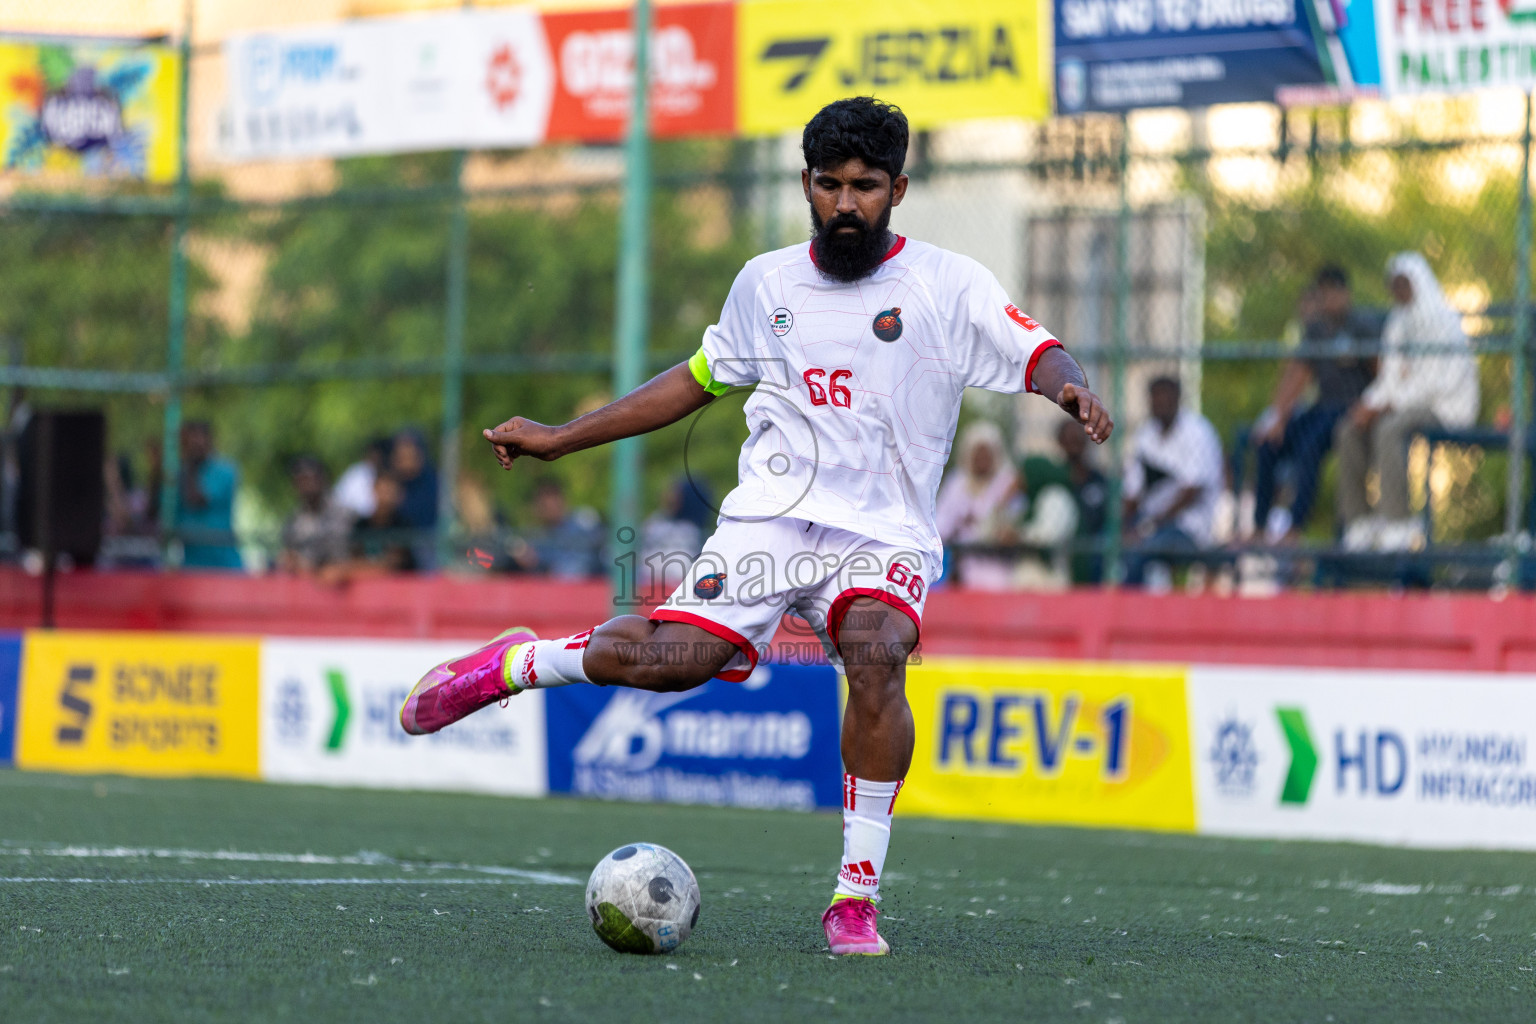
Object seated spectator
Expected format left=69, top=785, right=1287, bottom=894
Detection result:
left=455, top=472, right=511, bottom=572
left=1335, top=252, right=1480, bottom=552
left=162, top=420, right=242, bottom=571
left=1122, top=377, right=1224, bottom=590
left=515, top=478, right=605, bottom=579
left=279, top=456, right=352, bottom=575
left=1251, top=265, right=1381, bottom=543
left=349, top=474, right=417, bottom=573
left=1014, top=453, right=1080, bottom=590
left=935, top=422, right=1023, bottom=590
left=1057, top=418, right=1109, bottom=583
left=333, top=437, right=391, bottom=519
left=391, top=428, right=439, bottom=569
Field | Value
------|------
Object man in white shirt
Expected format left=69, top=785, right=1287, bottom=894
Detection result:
left=1122, top=377, right=1224, bottom=587
left=397, top=97, right=1113, bottom=955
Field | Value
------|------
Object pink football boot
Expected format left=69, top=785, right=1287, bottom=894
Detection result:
left=822, top=897, right=890, bottom=955
left=399, top=628, right=538, bottom=736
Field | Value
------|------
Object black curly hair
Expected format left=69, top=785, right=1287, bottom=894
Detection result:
left=801, top=97, right=909, bottom=180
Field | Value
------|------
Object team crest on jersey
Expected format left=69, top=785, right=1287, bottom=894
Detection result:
left=872, top=307, right=903, bottom=342
left=769, top=308, right=794, bottom=337
left=1005, top=303, right=1041, bottom=331
left=693, top=573, right=726, bottom=600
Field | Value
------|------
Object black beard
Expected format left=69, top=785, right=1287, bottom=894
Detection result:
left=810, top=201, right=894, bottom=283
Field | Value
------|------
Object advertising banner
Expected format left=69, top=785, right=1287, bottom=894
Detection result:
left=737, top=0, right=1050, bottom=135
left=260, top=638, right=547, bottom=796
left=545, top=662, right=841, bottom=810
left=903, top=658, right=1196, bottom=832
left=16, top=631, right=260, bottom=778
left=1190, top=666, right=1536, bottom=849
left=0, top=632, right=20, bottom=766
left=0, top=37, right=182, bottom=182
left=220, top=8, right=555, bottom=161
left=1374, top=0, right=1536, bottom=95
left=544, top=2, right=735, bottom=143
left=1054, top=0, right=1343, bottom=112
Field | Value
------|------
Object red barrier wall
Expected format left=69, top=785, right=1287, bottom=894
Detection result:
left=4, top=568, right=1536, bottom=671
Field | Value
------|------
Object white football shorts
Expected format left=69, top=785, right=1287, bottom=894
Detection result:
left=650, top=516, right=933, bottom=681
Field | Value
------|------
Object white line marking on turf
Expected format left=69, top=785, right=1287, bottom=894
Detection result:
left=0, top=845, right=578, bottom=885
left=0, top=877, right=544, bottom=886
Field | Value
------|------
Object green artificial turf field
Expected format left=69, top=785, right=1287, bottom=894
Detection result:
left=1, top=771, right=1534, bottom=1022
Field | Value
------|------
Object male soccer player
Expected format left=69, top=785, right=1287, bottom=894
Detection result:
left=401, top=97, right=1112, bottom=955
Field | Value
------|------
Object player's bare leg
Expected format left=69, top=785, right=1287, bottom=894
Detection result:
left=400, top=617, right=733, bottom=735
left=824, top=596, right=919, bottom=955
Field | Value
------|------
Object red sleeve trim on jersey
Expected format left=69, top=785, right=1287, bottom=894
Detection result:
left=1025, top=339, right=1065, bottom=395
left=807, top=234, right=906, bottom=269
left=826, top=587, right=923, bottom=652
left=649, top=608, right=758, bottom=683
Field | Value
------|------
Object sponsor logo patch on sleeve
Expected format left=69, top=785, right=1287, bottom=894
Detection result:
left=1005, top=304, right=1040, bottom=332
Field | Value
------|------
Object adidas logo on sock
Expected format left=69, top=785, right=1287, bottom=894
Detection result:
left=517, top=646, right=538, bottom=688
left=838, top=860, right=878, bottom=887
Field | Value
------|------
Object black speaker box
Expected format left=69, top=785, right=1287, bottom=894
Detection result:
left=18, top=409, right=105, bottom=563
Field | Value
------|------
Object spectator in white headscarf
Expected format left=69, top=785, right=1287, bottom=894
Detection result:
left=1335, top=252, right=1479, bottom=551
left=935, top=421, right=1023, bottom=590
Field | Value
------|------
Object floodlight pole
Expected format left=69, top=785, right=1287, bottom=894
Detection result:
left=1102, top=112, right=1131, bottom=587
left=1508, top=92, right=1534, bottom=560
left=438, top=150, right=469, bottom=570
left=158, top=0, right=194, bottom=551
left=609, top=0, right=652, bottom=604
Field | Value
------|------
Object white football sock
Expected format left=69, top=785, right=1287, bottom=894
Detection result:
left=508, top=630, right=594, bottom=689
left=833, top=774, right=903, bottom=901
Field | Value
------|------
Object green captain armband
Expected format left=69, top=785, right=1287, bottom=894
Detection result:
left=688, top=347, right=733, bottom=397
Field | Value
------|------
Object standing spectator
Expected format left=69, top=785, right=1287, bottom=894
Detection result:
left=1122, top=377, right=1224, bottom=589
left=1251, top=265, right=1382, bottom=542
left=333, top=437, right=391, bottom=519
left=517, top=478, right=605, bottom=579
left=157, top=420, right=242, bottom=570
left=935, top=421, right=1023, bottom=590
left=1335, top=253, right=1479, bottom=552
left=279, top=456, right=352, bottom=575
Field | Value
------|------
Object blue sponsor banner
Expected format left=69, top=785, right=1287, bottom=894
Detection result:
left=545, top=662, right=842, bottom=811
left=0, top=632, right=20, bottom=765
left=1054, top=0, right=1339, bottom=112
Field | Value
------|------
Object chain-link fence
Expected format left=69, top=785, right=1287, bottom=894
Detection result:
left=4, top=47, right=1535, bottom=592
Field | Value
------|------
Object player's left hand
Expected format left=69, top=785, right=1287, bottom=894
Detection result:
left=1057, top=383, right=1113, bottom=444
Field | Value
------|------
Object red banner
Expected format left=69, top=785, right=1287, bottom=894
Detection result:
left=543, top=1, right=735, bottom=143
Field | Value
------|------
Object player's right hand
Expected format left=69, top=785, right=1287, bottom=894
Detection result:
left=483, top=417, right=563, bottom=469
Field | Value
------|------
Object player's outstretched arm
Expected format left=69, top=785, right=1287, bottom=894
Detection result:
left=1033, top=346, right=1114, bottom=444
left=483, top=361, right=713, bottom=469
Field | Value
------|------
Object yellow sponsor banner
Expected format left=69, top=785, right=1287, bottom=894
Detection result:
left=736, top=0, right=1050, bottom=136
left=0, top=38, right=182, bottom=183
left=904, top=657, right=1195, bottom=832
left=18, top=631, right=260, bottom=779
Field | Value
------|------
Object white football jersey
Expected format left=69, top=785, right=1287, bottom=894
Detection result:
left=697, top=236, right=1064, bottom=562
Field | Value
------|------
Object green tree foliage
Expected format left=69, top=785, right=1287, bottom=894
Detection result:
left=211, top=145, right=757, bottom=531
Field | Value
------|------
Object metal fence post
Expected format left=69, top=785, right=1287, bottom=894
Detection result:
left=1508, top=92, right=1534, bottom=557
left=609, top=0, right=652, bottom=603
left=157, top=1, right=194, bottom=549
left=1102, top=113, right=1131, bottom=586
left=437, top=150, right=469, bottom=569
